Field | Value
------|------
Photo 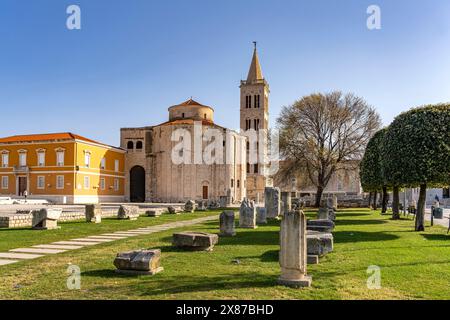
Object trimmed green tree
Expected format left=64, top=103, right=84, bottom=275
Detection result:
left=381, top=104, right=450, bottom=231
left=360, top=128, right=388, bottom=213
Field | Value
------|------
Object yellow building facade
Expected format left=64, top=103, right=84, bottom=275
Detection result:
left=0, top=133, right=125, bottom=204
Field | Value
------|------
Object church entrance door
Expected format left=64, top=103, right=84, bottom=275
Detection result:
left=130, top=166, right=145, bottom=202
left=202, top=186, right=208, bottom=200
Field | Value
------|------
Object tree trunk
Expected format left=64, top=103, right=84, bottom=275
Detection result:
left=368, top=192, right=372, bottom=208
left=381, top=186, right=388, bottom=214
left=373, top=192, right=378, bottom=210
left=392, top=186, right=400, bottom=220
left=314, top=185, right=324, bottom=208
left=415, top=184, right=426, bottom=231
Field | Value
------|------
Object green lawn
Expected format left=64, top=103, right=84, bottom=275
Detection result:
left=1, top=208, right=450, bottom=300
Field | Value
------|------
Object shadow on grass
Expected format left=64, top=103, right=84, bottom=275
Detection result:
left=421, top=234, right=450, bottom=241
left=333, top=231, right=399, bottom=243
left=336, top=219, right=387, bottom=226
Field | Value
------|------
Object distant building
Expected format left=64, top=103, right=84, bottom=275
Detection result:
left=121, top=99, right=247, bottom=203
left=0, top=133, right=125, bottom=204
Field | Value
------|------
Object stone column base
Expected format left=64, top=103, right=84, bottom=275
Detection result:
left=277, top=275, right=312, bottom=288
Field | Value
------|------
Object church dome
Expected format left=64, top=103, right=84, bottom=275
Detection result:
left=168, top=98, right=214, bottom=122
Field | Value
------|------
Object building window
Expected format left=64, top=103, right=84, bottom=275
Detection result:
left=136, top=141, right=143, bottom=150
left=100, top=157, right=106, bottom=170
left=18, top=152, right=27, bottom=167
left=84, top=152, right=91, bottom=168
left=231, top=179, right=234, bottom=188
left=443, top=188, right=450, bottom=199
left=254, top=163, right=259, bottom=174
left=254, top=119, right=260, bottom=131
left=237, top=180, right=240, bottom=188
left=204, top=113, right=207, bottom=119
left=37, top=176, right=45, bottom=189
left=1, top=153, right=9, bottom=168
left=1, top=176, right=8, bottom=189
left=56, top=175, right=64, bottom=189
left=182, top=113, right=185, bottom=118
left=114, top=178, right=119, bottom=191
left=245, top=119, right=252, bottom=131
left=84, top=176, right=90, bottom=189
left=245, top=95, right=251, bottom=108
left=37, top=151, right=45, bottom=167
left=100, top=178, right=105, bottom=191
left=56, top=150, right=65, bottom=166
left=127, top=141, right=134, bottom=150
left=115, top=160, right=120, bottom=172
left=247, top=163, right=250, bottom=173
left=254, top=95, right=260, bottom=108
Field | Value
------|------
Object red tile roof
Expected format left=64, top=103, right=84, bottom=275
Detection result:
left=0, top=132, right=102, bottom=145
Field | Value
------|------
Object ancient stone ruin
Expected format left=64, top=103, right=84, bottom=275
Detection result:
left=146, top=208, right=164, bottom=217
left=307, top=219, right=335, bottom=233
left=31, top=208, right=62, bottom=230
left=219, top=211, right=236, bottom=237
left=114, top=249, right=163, bottom=275
left=278, top=209, right=312, bottom=288
left=117, top=205, right=140, bottom=220
left=256, top=207, right=267, bottom=225
left=264, top=187, right=281, bottom=219
left=172, top=232, right=219, bottom=251
left=85, top=204, right=102, bottom=223
left=281, top=192, right=292, bottom=216
left=239, top=198, right=257, bottom=229
left=184, top=200, right=196, bottom=213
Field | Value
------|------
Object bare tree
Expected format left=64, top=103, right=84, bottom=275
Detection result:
left=277, top=92, right=381, bottom=207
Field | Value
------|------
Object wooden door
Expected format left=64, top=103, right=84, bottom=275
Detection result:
left=18, top=177, right=27, bottom=196
left=202, top=186, right=208, bottom=200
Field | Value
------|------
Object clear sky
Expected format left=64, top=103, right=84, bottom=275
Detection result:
left=1, top=0, right=449, bottom=146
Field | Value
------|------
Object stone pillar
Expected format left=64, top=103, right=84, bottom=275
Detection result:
left=281, top=192, right=291, bottom=215
left=32, top=208, right=62, bottom=230
left=265, top=187, right=281, bottom=219
left=85, top=204, right=102, bottom=223
left=278, top=210, right=312, bottom=288
left=219, top=211, right=236, bottom=236
left=332, top=194, right=338, bottom=210
left=239, top=198, right=257, bottom=229
left=317, top=207, right=328, bottom=220
left=256, top=207, right=267, bottom=224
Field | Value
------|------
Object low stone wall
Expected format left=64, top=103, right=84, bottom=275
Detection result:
left=0, top=210, right=117, bottom=228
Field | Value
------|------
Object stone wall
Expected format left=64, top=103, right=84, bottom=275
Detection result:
left=0, top=210, right=117, bottom=228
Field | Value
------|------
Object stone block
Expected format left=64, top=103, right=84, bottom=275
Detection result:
left=307, top=219, right=335, bottom=233
left=114, top=249, right=163, bottom=275
left=264, top=187, right=281, bottom=219
left=307, top=232, right=333, bottom=257
left=172, top=232, right=219, bottom=251
left=146, top=208, right=164, bottom=217
left=307, top=255, right=319, bottom=265
left=184, top=200, right=196, bottom=213
left=256, top=207, right=267, bottom=224
left=239, top=198, right=257, bottom=229
left=31, top=208, right=62, bottom=230
left=85, top=204, right=102, bottom=223
left=219, top=211, right=236, bottom=237
left=118, top=205, right=140, bottom=220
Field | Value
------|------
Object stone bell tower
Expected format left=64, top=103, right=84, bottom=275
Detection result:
left=240, top=42, right=271, bottom=202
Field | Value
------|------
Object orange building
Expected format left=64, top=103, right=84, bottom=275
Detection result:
left=0, top=133, right=125, bottom=204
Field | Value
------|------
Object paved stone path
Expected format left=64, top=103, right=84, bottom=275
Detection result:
left=0, top=215, right=219, bottom=268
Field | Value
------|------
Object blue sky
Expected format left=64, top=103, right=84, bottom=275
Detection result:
left=0, top=0, right=449, bottom=146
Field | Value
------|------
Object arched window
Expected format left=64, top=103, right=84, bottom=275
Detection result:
left=127, top=141, right=134, bottom=150
left=136, top=141, right=143, bottom=150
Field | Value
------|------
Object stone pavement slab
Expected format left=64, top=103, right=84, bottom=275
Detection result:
left=87, top=235, right=128, bottom=240
left=0, top=252, right=44, bottom=260
left=52, top=241, right=98, bottom=246
left=10, top=248, right=66, bottom=254
left=0, top=259, right=18, bottom=266
left=33, top=244, right=83, bottom=250
left=71, top=238, right=114, bottom=243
